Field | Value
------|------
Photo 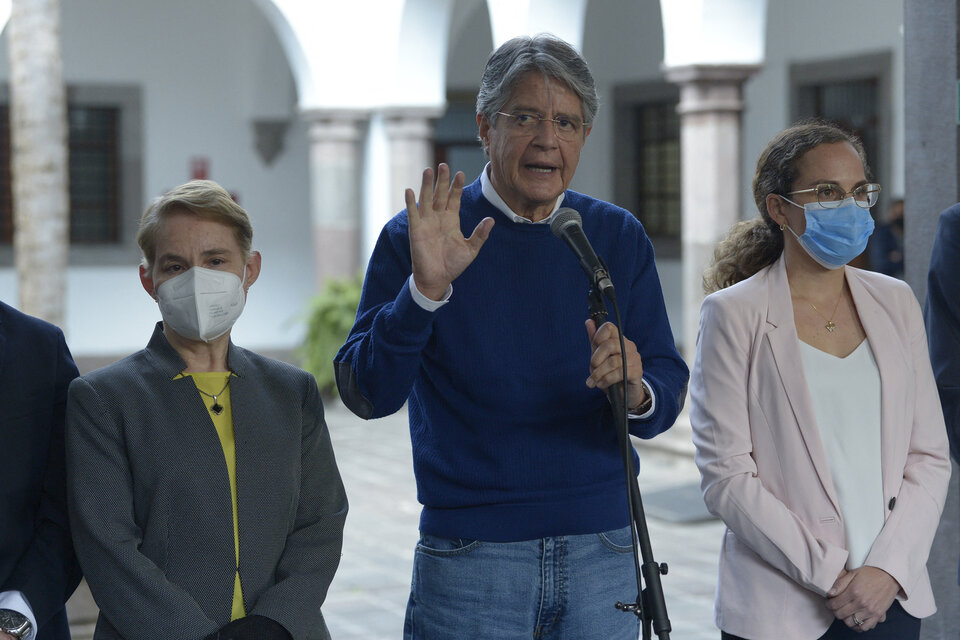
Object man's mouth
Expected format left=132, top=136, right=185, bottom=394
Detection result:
left=526, top=164, right=556, bottom=174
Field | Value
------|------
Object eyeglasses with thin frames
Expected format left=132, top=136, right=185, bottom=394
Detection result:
left=785, top=183, right=881, bottom=209
left=495, top=111, right=588, bottom=142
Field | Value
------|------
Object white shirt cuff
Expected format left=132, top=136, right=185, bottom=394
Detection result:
left=408, top=274, right=452, bottom=311
left=0, top=591, right=37, bottom=640
left=627, top=379, right=656, bottom=420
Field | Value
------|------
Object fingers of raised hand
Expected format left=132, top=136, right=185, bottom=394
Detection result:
left=426, top=164, right=465, bottom=215
left=406, top=166, right=437, bottom=225
left=405, top=187, right=419, bottom=221
left=416, top=167, right=437, bottom=215
left=429, top=163, right=449, bottom=212
left=466, top=217, right=495, bottom=251
left=443, top=168, right=466, bottom=214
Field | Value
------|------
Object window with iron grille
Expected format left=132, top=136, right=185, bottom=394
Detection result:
left=0, top=103, right=121, bottom=245
left=613, top=82, right=682, bottom=257
left=791, top=52, right=891, bottom=272
left=796, top=77, right=880, bottom=183
left=631, top=101, right=681, bottom=238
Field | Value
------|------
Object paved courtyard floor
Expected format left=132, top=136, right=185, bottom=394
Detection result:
left=66, top=398, right=726, bottom=639
left=321, top=400, right=724, bottom=640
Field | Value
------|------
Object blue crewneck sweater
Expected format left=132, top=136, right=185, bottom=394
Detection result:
left=336, top=178, right=688, bottom=541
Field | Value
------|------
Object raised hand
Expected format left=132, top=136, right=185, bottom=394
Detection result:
left=405, top=164, right=494, bottom=300
left=585, top=319, right=647, bottom=410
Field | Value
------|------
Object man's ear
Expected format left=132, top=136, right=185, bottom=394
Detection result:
left=477, top=113, right=490, bottom=151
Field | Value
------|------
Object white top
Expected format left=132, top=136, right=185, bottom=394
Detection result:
left=799, top=339, right=884, bottom=568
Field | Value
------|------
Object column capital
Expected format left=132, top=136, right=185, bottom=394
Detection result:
left=301, top=108, right=369, bottom=142
left=663, top=64, right=761, bottom=85
left=381, top=106, right=445, bottom=141
left=664, top=64, right=761, bottom=115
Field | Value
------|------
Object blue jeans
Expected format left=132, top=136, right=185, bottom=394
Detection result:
left=403, top=525, right=641, bottom=640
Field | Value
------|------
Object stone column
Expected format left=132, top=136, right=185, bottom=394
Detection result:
left=383, top=107, right=444, bottom=216
left=303, top=111, right=368, bottom=285
left=665, top=65, right=759, bottom=366
left=644, top=65, right=757, bottom=455
left=904, top=2, right=960, bottom=638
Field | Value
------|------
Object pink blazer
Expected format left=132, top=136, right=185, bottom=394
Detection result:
left=690, top=256, right=951, bottom=640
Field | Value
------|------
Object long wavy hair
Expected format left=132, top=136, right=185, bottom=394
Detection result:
left=702, top=120, right=869, bottom=294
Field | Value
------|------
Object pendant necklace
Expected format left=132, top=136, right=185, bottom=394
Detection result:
left=808, top=291, right=844, bottom=333
left=196, top=375, right=232, bottom=415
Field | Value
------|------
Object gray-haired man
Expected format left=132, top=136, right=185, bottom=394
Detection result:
left=337, top=34, right=688, bottom=639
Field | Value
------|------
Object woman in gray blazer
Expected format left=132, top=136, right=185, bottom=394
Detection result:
left=66, top=180, right=348, bottom=640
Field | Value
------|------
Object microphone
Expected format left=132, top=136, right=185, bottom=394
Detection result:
left=550, top=207, right=615, bottom=298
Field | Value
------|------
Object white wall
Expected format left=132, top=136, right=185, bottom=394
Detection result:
left=0, top=0, right=906, bottom=360
left=581, top=0, right=665, bottom=205
left=741, top=0, right=905, bottom=221
left=581, top=0, right=678, bottom=334
left=0, top=0, right=314, bottom=357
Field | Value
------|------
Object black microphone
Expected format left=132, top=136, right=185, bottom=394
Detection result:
left=550, top=207, right=615, bottom=298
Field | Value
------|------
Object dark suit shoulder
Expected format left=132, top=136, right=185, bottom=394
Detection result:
left=0, top=300, right=67, bottom=344
left=940, top=202, right=960, bottom=225
left=73, top=348, right=153, bottom=388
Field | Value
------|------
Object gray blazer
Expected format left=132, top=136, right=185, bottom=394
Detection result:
left=66, top=323, right=348, bottom=640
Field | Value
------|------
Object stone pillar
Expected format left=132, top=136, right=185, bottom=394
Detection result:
left=383, top=108, right=443, bottom=216
left=904, top=2, right=960, bottom=638
left=665, top=65, right=759, bottom=366
left=304, top=111, right=368, bottom=285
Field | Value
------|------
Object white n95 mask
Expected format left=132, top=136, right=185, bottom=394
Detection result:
left=156, top=266, right=246, bottom=342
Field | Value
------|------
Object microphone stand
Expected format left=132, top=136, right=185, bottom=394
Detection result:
left=587, top=276, right=671, bottom=640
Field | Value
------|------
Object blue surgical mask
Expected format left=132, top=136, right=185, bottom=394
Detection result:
left=780, top=196, right=875, bottom=269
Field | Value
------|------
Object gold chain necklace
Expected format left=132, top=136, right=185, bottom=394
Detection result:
left=195, top=375, right=232, bottom=415
left=807, top=293, right=844, bottom=333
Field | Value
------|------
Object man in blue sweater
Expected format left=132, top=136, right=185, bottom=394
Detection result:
left=336, top=34, right=688, bottom=639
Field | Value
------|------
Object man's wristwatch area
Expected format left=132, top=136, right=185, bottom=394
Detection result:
left=0, top=609, right=31, bottom=639
left=630, top=380, right=653, bottom=415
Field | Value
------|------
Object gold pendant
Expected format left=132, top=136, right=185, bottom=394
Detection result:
left=825, top=321, right=836, bottom=332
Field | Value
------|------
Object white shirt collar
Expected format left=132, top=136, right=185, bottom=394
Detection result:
left=480, top=163, right=565, bottom=224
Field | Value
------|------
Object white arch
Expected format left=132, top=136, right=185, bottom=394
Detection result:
left=487, top=0, right=589, bottom=48
left=660, top=0, right=767, bottom=67
left=257, top=0, right=597, bottom=113
left=391, top=0, right=456, bottom=109
left=248, top=0, right=315, bottom=106
left=265, top=0, right=406, bottom=111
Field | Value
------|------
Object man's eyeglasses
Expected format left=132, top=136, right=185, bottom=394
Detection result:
left=785, top=183, right=881, bottom=209
left=495, top=111, right=588, bottom=142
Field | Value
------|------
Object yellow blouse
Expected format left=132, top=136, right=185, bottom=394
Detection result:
left=182, top=371, right=245, bottom=621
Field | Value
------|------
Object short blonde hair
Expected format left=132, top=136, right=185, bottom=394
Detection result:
left=137, top=180, right=253, bottom=268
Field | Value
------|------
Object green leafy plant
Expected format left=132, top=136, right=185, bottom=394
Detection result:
left=299, top=273, right=364, bottom=396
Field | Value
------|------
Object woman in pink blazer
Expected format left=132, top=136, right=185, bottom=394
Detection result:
left=690, top=121, right=951, bottom=640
